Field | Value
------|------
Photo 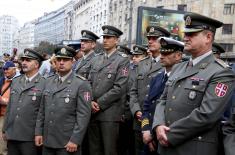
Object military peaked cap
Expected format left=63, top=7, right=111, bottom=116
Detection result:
left=159, top=37, right=184, bottom=53
left=81, top=30, right=99, bottom=41
left=102, top=25, right=123, bottom=37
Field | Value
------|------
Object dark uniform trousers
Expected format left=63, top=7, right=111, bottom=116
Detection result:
left=3, top=74, right=45, bottom=155
left=88, top=51, right=129, bottom=155
left=129, top=57, right=162, bottom=155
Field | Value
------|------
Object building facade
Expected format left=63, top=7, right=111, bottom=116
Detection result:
left=108, top=0, right=235, bottom=53
left=72, top=0, right=110, bottom=40
left=16, top=22, right=35, bottom=53
left=34, top=1, right=75, bottom=46
left=0, top=15, right=19, bottom=55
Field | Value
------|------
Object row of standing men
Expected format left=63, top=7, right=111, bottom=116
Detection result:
left=1, top=11, right=235, bottom=155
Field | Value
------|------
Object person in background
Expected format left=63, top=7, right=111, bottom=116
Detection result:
left=141, top=38, right=183, bottom=154
left=212, top=42, right=225, bottom=59
left=0, top=61, right=19, bottom=155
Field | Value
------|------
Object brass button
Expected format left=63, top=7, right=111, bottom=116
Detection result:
left=169, top=108, right=172, bottom=111
left=192, top=85, right=196, bottom=88
left=147, top=85, right=150, bottom=88
left=172, top=96, right=176, bottom=99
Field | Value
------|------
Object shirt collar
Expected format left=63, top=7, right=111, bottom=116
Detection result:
left=25, top=72, right=39, bottom=82
left=83, top=50, right=94, bottom=60
left=153, top=55, right=161, bottom=62
left=59, top=70, right=72, bottom=82
left=105, top=49, right=116, bottom=58
left=190, top=50, right=212, bottom=66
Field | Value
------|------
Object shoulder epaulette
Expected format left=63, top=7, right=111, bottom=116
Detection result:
left=94, top=52, right=103, bottom=56
left=118, top=52, right=128, bottom=58
left=139, top=56, right=149, bottom=62
left=47, top=74, right=57, bottom=78
left=76, top=74, right=87, bottom=81
left=215, top=58, right=229, bottom=68
left=13, top=74, right=23, bottom=79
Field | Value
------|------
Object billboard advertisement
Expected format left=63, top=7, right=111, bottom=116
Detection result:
left=136, top=7, right=186, bottom=45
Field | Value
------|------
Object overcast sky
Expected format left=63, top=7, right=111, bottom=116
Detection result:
left=0, top=0, right=70, bottom=26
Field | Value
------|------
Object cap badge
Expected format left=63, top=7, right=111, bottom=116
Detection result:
left=104, top=28, right=109, bottom=33
left=61, top=48, right=67, bottom=54
left=117, top=46, right=120, bottom=49
left=134, top=47, right=138, bottom=51
left=185, top=16, right=191, bottom=26
left=82, top=32, right=86, bottom=37
left=150, top=27, right=155, bottom=33
left=25, top=51, right=29, bottom=55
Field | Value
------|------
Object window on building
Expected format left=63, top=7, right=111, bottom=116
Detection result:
left=222, top=24, right=233, bottom=34
left=220, top=43, right=234, bottom=52
left=178, top=4, right=187, bottom=11
left=223, top=4, right=235, bottom=14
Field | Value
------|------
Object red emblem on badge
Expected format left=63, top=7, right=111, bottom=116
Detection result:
left=215, top=83, right=228, bottom=97
left=121, top=67, right=128, bottom=76
left=84, top=92, right=91, bottom=101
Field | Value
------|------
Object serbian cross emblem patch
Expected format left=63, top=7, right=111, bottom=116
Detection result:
left=215, top=82, right=228, bottom=97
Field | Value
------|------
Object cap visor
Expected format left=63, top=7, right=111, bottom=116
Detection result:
left=183, top=28, right=203, bottom=33
left=55, top=55, right=73, bottom=59
left=80, top=37, right=93, bottom=41
left=20, top=56, right=37, bottom=60
left=101, top=34, right=117, bottom=37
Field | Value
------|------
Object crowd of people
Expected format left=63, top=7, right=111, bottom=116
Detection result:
left=0, top=11, right=235, bottom=155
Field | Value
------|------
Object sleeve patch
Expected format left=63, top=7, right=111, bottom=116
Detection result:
left=215, top=82, right=228, bottom=97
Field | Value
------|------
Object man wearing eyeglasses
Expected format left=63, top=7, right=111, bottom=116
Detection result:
left=75, top=30, right=99, bottom=79
left=153, top=12, right=235, bottom=155
left=2, top=49, right=45, bottom=155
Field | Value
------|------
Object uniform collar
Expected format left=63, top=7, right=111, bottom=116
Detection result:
left=59, top=70, right=72, bottom=82
left=83, top=50, right=94, bottom=60
left=190, top=50, right=212, bottom=66
left=25, top=72, right=39, bottom=82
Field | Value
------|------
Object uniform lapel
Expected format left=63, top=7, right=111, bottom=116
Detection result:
left=98, top=51, right=117, bottom=71
left=76, top=58, right=86, bottom=70
left=147, top=61, right=162, bottom=75
left=175, top=54, right=214, bottom=82
left=21, top=74, right=41, bottom=92
left=53, top=72, right=74, bottom=94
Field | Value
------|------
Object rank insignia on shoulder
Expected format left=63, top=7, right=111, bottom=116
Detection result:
left=215, top=82, right=228, bottom=97
left=77, top=75, right=87, bottom=80
left=120, top=53, right=128, bottom=57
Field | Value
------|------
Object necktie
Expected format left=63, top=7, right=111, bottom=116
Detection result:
left=163, top=74, right=168, bottom=83
left=186, top=61, right=193, bottom=71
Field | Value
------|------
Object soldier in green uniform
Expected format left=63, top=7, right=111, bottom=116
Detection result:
left=35, top=45, right=92, bottom=155
left=129, top=26, right=170, bottom=155
left=75, top=30, right=99, bottom=79
left=88, top=25, right=129, bottom=155
left=2, top=48, right=45, bottom=155
left=153, top=12, right=235, bottom=155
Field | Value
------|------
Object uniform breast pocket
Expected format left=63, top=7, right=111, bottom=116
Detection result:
left=28, top=91, right=42, bottom=102
left=59, top=94, right=77, bottom=108
left=104, top=69, right=116, bottom=82
left=10, top=89, right=18, bottom=102
left=184, top=83, right=207, bottom=106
